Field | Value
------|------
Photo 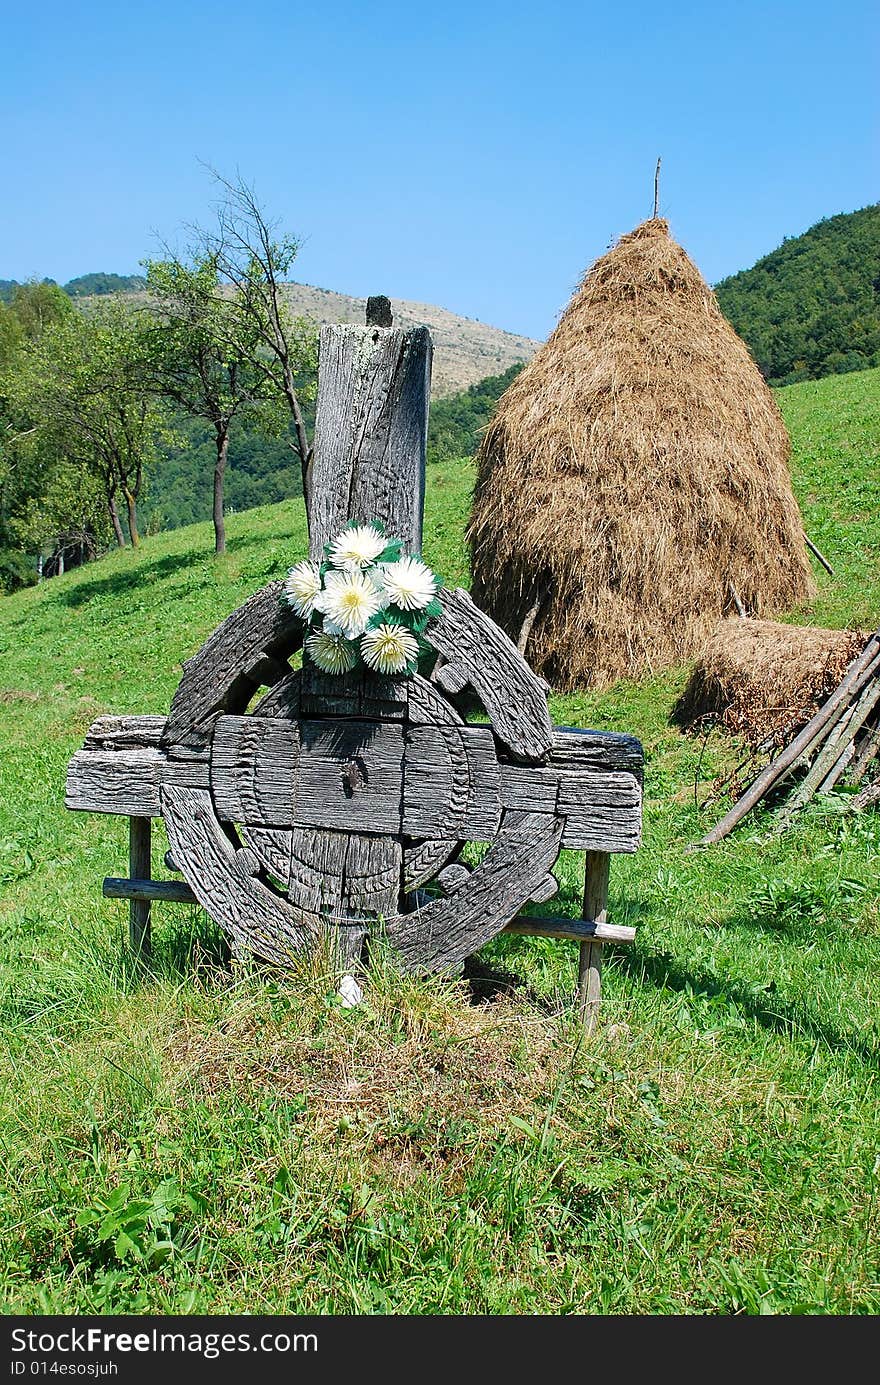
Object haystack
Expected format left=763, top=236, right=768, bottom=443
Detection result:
left=675, top=618, right=866, bottom=749
left=469, top=218, right=815, bottom=689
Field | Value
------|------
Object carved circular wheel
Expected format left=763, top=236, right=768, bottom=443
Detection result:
left=159, top=582, right=561, bottom=973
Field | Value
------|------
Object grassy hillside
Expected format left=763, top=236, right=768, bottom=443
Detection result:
left=716, top=205, right=880, bottom=385
left=0, top=370, right=878, bottom=1314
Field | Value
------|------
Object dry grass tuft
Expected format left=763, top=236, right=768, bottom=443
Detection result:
left=166, top=971, right=576, bottom=1183
left=674, top=617, right=867, bottom=748
left=469, top=219, right=814, bottom=689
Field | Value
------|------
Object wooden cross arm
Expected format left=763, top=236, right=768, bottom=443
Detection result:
left=66, top=714, right=642, bottom=855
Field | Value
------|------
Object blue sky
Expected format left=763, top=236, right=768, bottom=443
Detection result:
left=2, top=0, right=877, bottom=339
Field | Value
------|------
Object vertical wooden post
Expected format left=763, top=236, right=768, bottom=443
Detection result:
left=296, top=312, right=433, bottom=973
left=579, top=850, right=610, bottom=1034
left=128, top=816, right=152, bottom=957
left=308, top=321, right=432, bottom=561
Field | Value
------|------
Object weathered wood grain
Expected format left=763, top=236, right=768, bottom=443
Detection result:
left=400, top=674, right=465, bottom=890
left=287, top=826, right=401, bottom=969
left=407, top=673, right=460, bottom=726
left=498, top=764, right=559, bottom=813
left=549, top=727, right=644, bottom=781
left=239, top=827, right=293, bottom=886
left=556, top=771, right=642, bottom=852
left=402, top=838, right=458, bottom=892
left=166, top=581, right=302, bottom=742
left=529, top=873, right=559, bottom=904
left=579, top=851, right=610, bottom=1034
left=296, top=828, right=365, bottom=966
left=66, top=746, right=210, bottom=817
left=84, top=715, right=167, bottom=750
left=497, top=764, right=641, bottom=851
left=338, top=835, right=387, bottom=968
left=428, top=588, right=553, bottom=763
left=403, top=724, right=501, bottom=840
left=342, top=833, right=402, bottom=916
left=67, top=749, right=163, bottom=817
left=299, top=665, right=409, bottom=720
left=104, top=877, right=197, bottom=904
left=308, top=324, right=432, bottom=559
left=384, top=810, right=564, bottom=972
left=211, top=716, right=300, bottom=825
left=436, top=861, right=472, bottom=895
left=254, top=671, right=301, bottom=719
left=432, top=659, right=469, bottom=696
left=504, top=915, right=635, bottom=944
left=295, top=720, right=405, bottom=834
left=161, top=784, right=318, bottom=965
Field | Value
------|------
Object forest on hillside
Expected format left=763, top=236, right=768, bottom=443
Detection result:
left=0, top=272, right=146, bottom=304
left=715, top=204, right=880, bottom=385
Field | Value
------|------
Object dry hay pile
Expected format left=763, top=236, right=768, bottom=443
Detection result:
left=675, top=617, right=867, bottom=749
left=469, top=218, right=815, bottom=690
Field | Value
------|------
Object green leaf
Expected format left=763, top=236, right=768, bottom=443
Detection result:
left=114, top=1230, right=140, bottom=1261
left=509, top=1114, right=539, bottom=1139
left=377, top=539, right=403, bottom=563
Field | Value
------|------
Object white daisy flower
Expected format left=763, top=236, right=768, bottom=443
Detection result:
left=305, top=630, right=357, bottom=675
left=314, top=568, right=384, bottom=639
left=283, top=560, right=323, bottom=619
left=328, top=524, right=387, bottom=570
left=378, top=556, right=437, bottom=611
left=360, top=622, right=419, bottom=675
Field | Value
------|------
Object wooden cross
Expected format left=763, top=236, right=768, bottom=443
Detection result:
left=66, top=310, right=643, bottom=1029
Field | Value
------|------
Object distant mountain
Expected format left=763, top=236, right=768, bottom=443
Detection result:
left=63, top=272, right=146, bottom=297
left=0, top=273, right=145, bottom=303
left=68, top=277, right=538, bottom=399
left=277, top=282, right=537, bottom=396
left=715, top=205, right=880, bottom=385
left=7, top=203, right=879, bottom=390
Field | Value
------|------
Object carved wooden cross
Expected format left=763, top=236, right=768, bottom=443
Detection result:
left=66, top=309, right=643, bottom=1027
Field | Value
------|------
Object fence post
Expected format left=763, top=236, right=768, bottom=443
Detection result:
left=579, top=850, right=609, bottom=1033
left=128, top=816, right=152, bottom=957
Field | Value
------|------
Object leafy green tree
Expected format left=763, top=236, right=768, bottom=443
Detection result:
left=0, top=285, right=77, bottom=577
left=8, top=280, right=72, bottom=339
left=144, top=253, right=280, bottom=554
left=8, top=301, right=164, bottom=551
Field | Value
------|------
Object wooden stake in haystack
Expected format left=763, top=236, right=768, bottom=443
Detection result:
left=695, top=630, right=880, bottom=846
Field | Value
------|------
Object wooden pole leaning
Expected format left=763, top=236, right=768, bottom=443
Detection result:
left=579, top=850, right=610, bottom=1033
left=128, top=816, right=152, bottom=958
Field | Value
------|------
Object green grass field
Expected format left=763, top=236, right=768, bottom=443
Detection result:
left=1, top=368, right=878, bottom=1314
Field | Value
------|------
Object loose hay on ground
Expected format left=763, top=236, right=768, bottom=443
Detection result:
left=674, top=617, right=867, bottom=748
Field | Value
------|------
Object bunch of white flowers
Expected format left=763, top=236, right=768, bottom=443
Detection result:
left=283, top=522, right=442, bottom=676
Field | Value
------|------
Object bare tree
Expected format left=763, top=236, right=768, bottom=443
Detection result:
left=196, top=170, right=318, bottom=512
